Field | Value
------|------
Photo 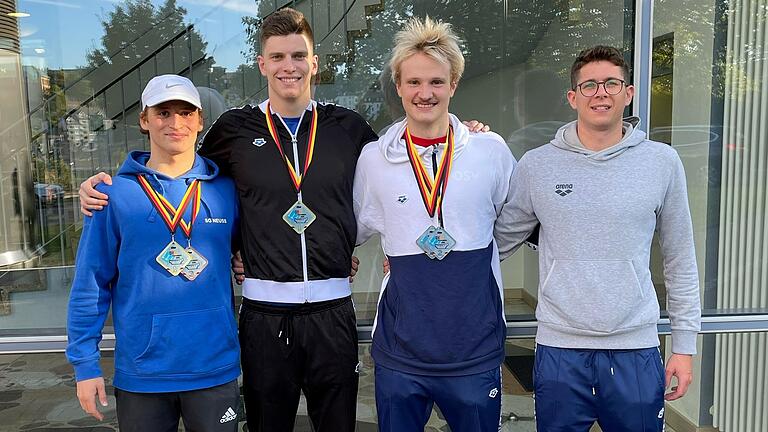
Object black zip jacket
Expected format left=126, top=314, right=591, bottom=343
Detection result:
left=198, top=100, right=377, bottom=284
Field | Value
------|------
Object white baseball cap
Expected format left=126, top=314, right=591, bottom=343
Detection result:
left=141, top=74, right=202, bottom=110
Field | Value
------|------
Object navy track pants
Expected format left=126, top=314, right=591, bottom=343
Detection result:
left=374, top=365, right=501, bottom=432
left=534, top=344, right=666, bottom=432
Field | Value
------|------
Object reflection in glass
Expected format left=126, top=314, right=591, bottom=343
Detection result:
left=651, top=0, right=768, bottom=430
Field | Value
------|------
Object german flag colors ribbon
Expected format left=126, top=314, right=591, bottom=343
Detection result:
left=404, top=126, right=454, bottom=219
left=137, top=175, right=201, bottom=238
left=265, top=102, right=318, bottom=193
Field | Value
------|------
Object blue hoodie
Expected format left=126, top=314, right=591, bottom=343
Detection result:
left=66, top=151, right=240, bottom=392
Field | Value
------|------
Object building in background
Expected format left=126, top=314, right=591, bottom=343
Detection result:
left=0, top=1, right=766, bottom=431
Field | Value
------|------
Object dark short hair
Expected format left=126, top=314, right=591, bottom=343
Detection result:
left=570, top=45, right=630, bottom=88
left=260, top=8, right=314, bottom=48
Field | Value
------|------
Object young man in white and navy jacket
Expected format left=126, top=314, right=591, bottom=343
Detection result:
left=353, top=17, right=516, bottom=432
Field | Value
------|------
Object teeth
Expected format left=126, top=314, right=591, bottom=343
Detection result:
left=280, top=77, right=299, bottom=82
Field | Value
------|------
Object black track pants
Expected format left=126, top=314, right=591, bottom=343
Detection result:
left=114, top=380, right=240, bottom=432
left=239, top=296, right=360, bottom=432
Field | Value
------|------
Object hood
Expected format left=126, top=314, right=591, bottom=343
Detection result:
left=117, top=150, right=219, bottom=181
left=550, top=116, right=645, bottom=161
left=378, top=114, right=470, bottom=163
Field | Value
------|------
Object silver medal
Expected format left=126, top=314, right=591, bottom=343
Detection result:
left=180, top=246, right=208, bottom=281
left=156, top=239, right=192, bottom=276
left=283, top=200, right=317, bottom=234
left=416, top=226, right=456, bottom=260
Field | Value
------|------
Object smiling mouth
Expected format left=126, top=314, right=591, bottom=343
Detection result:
left=591, top=104, right=612, bottom=111
left=278, top=77, right=301, bottom=83
left=414, top=101, right=437, bottom=109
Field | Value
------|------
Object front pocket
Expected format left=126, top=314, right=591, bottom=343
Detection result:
left=539, top=259, right=648, bottom=333
left=135, top=306, right=239, bottom=376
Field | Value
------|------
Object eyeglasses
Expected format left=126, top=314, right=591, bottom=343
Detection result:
left=573, top=78, right=626, bottom=97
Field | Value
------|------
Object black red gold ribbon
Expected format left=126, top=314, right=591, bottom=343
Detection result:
left=404, top=126, right=454, bottom=219
left=265, top=102, right=318, bottom=193
left=137, top=176, right=201, bottom=238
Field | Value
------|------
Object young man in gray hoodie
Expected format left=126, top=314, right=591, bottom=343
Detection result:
left=495, top=45, right=701, bottom=431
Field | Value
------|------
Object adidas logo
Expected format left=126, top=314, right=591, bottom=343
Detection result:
left=219, top=407, right=237, bottom=423
left=555, top=183, right=573, bottom=196
left=489, top=388, right=499, bottom=398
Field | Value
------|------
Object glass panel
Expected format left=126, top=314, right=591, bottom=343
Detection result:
left=650, top=0, right=768, bottom=429
left=349, top=0, right=636, bottom=319
left=0, top=0, right=636, bottom=335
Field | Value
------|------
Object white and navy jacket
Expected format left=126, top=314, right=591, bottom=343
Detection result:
left=200, top=100, right=378, bottom=303
left=354, top=115, right=516, bottom=376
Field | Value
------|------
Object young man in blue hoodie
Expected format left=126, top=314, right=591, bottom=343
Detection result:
left=495, top=46, right=701, bottom=431
left=66, top=74, right=241, bottom=431
left=354, top=17, right=515, bottom=431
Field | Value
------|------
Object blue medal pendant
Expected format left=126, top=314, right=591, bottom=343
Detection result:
left=416, top=225, right=456, bottom=260
left=180, top=246, right=208, bottom=281
left=283, top=200, right=316, bottom=234
left=156, top=239, right=192, bottom=276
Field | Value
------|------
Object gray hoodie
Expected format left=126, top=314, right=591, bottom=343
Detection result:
left=495, top=118, right=701, bottom=354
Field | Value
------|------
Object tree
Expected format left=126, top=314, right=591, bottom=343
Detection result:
left=85, top=0, right=209, bottom=90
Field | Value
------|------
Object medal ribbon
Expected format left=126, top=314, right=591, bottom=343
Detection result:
left=156, top=181, right=202, bottom=238
left=137, top=176, right=201, bottom=237
left=265, top=102, right=319, bottom=192
left=404, top=126, right=454, bottom=219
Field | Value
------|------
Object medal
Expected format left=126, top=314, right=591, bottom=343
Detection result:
left=180, top=245, right=209, bottom=280
left=164, top=182, right=207, bottom=280
left=282, top=200, right=317, bottom=234
left=405, top=126, right=456, bottom=259
left=156, top=238, right=192, bottom=276
left=417, top=226, right=457, bottom=260
left=138, top=176, right=206, bottom=278
left=265, top=102, right=319, bottom=234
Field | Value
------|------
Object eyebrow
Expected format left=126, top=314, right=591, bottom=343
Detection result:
left=581, top=76, right=624, bottom=83
left=269, top=50, right=309, bottom=56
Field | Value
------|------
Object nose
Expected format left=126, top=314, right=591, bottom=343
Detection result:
left=416, top=83, right=434, bottom=100
left=282, top=57, right=297, bottom=72
left=593, top=82, right=610, bottom=97
left=168, top=113, right=184, bottom=128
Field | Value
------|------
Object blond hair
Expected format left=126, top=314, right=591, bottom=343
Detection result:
left=389, top=16, right=465, bottom=85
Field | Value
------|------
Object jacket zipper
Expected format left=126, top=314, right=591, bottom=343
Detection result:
left=279, top=111, right=310, bottom=302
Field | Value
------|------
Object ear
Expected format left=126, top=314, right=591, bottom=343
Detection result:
left=197, top=111, right=204, bottom=132
left=624, top=84, right=635, bottom=106
left=139, top=110, right=149, bottom=129
left=310, top=54, right=319, bottom=76
left=567, top=89, right=578, bottom=109
left=395, top=78, right=403, bottom=97
left=257, top=55, right=267, bottom=77
left=449, top=80, right=457, bottom=97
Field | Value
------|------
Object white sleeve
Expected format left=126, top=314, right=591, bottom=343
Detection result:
left=353, top=152, right=380, bottom=246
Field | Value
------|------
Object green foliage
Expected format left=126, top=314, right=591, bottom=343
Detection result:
left=85, top=0, right=208, bottom=85
left=34, top=157, right=72, bottom=193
